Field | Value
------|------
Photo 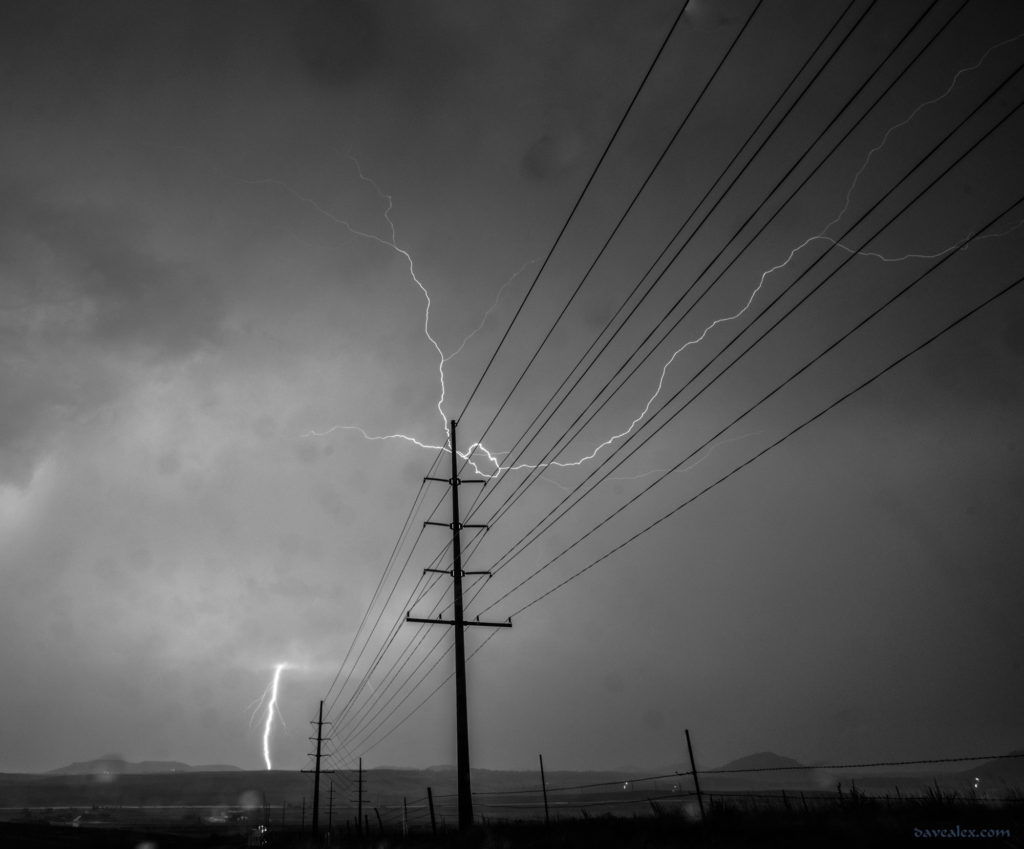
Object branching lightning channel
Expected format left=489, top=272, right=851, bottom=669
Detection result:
left=823, top=30, right=1024, bottom=238
left=540, top=431, right=762, bottom=492
left=302, top=29, right=1023, bottom=479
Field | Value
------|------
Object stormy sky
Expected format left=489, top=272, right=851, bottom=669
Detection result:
left=1, top=0, right=1022, bottom=776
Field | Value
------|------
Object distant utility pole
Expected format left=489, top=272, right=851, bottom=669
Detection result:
left=302, top=700, right=334, bottom=837
left=539, top=754, right=549, bottom=824
left=408, top=419, right=512, bottom=830
left=327, top=780, right=334, bottom=834
left=355, top=757, right=364, bottom=835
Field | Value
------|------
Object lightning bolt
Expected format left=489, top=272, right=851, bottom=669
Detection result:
left=259, top=663, right=289, bottom=771
left=823, top=30, right=1024, bottom=238
left=301, top=29, right=1023, bottom=479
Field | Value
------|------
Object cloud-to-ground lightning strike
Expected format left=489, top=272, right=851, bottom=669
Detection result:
left=302, top=30, right=1024, bottom=480
left=251, top=663, right=289, bottom=770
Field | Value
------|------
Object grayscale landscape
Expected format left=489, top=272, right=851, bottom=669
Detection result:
left=2, top=0, right=1022, bottom=846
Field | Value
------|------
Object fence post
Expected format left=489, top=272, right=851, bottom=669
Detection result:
left=685, top=729, right=705, bottom=821
left=539, top=754, right=550, bottom=825
left=427, top=786, right=437, bottom=835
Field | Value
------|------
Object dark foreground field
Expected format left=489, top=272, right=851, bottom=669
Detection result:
left=1, top=796, right=1020, bottom=849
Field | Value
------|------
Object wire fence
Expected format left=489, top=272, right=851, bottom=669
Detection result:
left=303, top=750, right=1024, bottom=834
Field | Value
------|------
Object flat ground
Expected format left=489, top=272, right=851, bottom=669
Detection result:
left=1, top=799, right=1021, bottom=849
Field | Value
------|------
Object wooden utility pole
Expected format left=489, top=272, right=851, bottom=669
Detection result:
left=685, top=728, right=705, bottom=820
left=301, top=700, right=334, bottom=837
left=408, top=419, right=512, bottom=830
left=356, top=757, right=364, bottom=835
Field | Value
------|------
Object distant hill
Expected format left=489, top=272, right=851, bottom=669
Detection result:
left=47, top=756, right=241, bottom=775
left=957, top=750, right=1024, bottom=786
left=715, top=752, right=804, bottom=772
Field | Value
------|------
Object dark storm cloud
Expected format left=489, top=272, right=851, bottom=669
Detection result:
left=291, top=1, right=475, bottom=90
left=0, top=1, right=475, bottom=99
left=0, top=2, right=255, bottom=94
left=521, top=130, right=584, bottom=180
left=0, top=182, right=224, bottom=355
left=0, top=181, right=224, bottom=484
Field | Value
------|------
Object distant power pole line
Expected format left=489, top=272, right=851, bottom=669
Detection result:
left=408, top=418, right=512, bottom=830
left=302, top=700, right=333, bottom=837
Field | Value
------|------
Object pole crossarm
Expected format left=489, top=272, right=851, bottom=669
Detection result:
left=425, top=476, right=487, bottom=486
left=424, top=568, right=492, bottom=576
left=407, top=613, right=512, bottom=627
left=423, top=520, right=489, bottom=530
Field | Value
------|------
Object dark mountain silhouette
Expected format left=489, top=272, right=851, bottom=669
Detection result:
left=47, top=756, right=241, bottom=775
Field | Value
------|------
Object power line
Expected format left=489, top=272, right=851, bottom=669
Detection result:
left=324, top=487, right=454, bottom=722
left=456, top=0, right=768, bottom=473
left=473, top=22, right=1017, bottom=601
left=462, top=0, right=959, bottom=541
left=325, top=6, right=991, bottom=745
left=323, top=526, right=496, bottom=756
left=485, top=164, right=1024, bottom=618
left=317, top=1, right=1015, bottom=770
left=506, top=267, right=1024, bottom=619
left=321, top=451, right=443, bottom=711
left=456, top=1, right=693, bottom=422
left=456, top=0, right=879, bottom=506
left=325, top=0, right=937, bottom=753
left=355, top=628, right=502, bottom=758
left=326, top=528, right=486, bottom=738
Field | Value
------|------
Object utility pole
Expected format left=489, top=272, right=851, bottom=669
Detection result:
left=327, top=780, right=334, bottom=839
left=356, top=757, right=364, bottom=835
left=302, top=700, right=334, bottom=837
left=408, top=419, right=512, bottom=830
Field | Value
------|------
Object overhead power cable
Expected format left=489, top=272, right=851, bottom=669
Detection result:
left=467, top=0, right=986, bottom=573
left=456, top=1, right=692, bottom=421
left=506, top=266, right=1024, bottom=618
left=457, top=0, right=767, bottom=468
left=457, top=0, right=882, bottom=495
left=474, top=73, right=1024, bottom=613
left=321, top=448, right=445, bottom=710
left=462, top=0, right=958, bottom=534
left=323, top=1, right=987, bottom=753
